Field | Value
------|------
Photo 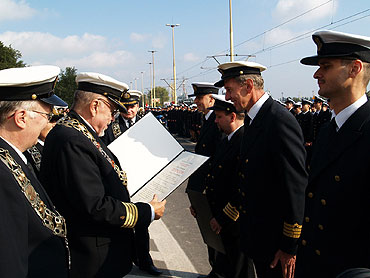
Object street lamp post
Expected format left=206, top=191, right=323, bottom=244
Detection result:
left=166, top=23, right=180, bottom=105
left=229, top=0, right=234, bottom=62
left=148, top=50, right=157, bottom=107
left=141, top=71, right=144, bottom=107
left=148, top=62, right=152, bottom=106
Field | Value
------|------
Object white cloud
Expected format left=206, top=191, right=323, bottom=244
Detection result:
left=0, top=31, right=134, bottom=72
left=55, top=51, right=134, bottom=70
left=0, top=31, right=108, bottom=57
left=130, top=32, right=150, bottom=43
left=183, top=52, right=200, bottom=62
left=0, top=0, right=36, bottom=21
left=264, top=27, right=295, bottom=45
left=274, top=0, right=336, bottom=22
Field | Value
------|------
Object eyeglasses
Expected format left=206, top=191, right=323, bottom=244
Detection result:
left=30, top=110, right=54, bottom=121
left=97, top=98, right=120, bottom=118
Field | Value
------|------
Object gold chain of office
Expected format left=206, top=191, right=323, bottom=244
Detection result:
left=0, top=148, right=67, bottom=237
left=58, top=116, right=128, bottom=187
left=26, top=145, right=42, bottom=171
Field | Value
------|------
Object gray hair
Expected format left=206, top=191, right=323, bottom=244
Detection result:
left=0, top=100, right=39, bottom=126
left=70, top=90, right=99, bottom=111
left=234, top=74, right=264, bottom=90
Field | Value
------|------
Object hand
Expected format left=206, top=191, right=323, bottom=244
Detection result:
left=270, top=249, right=296, bottom=278
left=189, top=206, right=196, bottom=218
left=210, top=217, right=222, bottom=234
left=149, top=194, right=166, bottom=220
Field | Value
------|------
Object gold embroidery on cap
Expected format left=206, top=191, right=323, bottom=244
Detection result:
left=314, top=37, right=323, bottom=52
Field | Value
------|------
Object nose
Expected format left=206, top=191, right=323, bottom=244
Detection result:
left=225, top=91, right=231, bottom=101
left=313, top=68, right=321, bottom=79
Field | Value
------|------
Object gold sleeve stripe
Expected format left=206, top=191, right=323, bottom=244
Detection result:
left=283, top=222, right=302, bottom=238
left=223, top=202, right=239, bottom=221
left=121, top=202, right=138, bottom=228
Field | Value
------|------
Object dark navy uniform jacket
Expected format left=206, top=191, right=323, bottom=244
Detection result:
left=204, top=126, right=244, bottom=227
left=40, top=110, right=152, bottom=278
left=297, top=100, right=370, bottom=278
left=237, top=97, right=308, bottom=262
left=187, top=111, right=222, bottom=192
left=0, top=138, right=68, bottom=278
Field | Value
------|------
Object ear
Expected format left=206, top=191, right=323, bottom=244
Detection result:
left=245, top=79, right=254, bottom=93
left=230, top=112, right=237, bottom=123
left=13, top=110, right=27, bottom=129
left=90, top=99, right=99, bottom=117
left=349, top=60, right=363, bottom=78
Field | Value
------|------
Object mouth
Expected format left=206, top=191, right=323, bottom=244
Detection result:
left=317, top=80, right=325, bottom=86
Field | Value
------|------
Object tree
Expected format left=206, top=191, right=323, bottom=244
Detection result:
left=150, top=86, right=170, bottom=106
left=54, top=67, right=78, bottom=107
left=0, top=41, right=26, bottom=69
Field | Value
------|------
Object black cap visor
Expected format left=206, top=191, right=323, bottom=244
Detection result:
left=108, top=96, right=127, bottom=113
left=40, top=94, right=68, bottom=107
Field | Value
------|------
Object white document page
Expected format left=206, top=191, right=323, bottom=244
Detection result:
left=131, top=151, right=209, bottom=202
left=108, top=113, right=184, bottom=196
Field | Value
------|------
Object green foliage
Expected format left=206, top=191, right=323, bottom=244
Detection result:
left=54, top=67, right=77, bottom=107
left=0, top=42, right=26, bottom=70
left=149, top=86, right=170, bottom=106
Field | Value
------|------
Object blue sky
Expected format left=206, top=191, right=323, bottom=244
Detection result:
left=0, top=0, right=369, bottom=99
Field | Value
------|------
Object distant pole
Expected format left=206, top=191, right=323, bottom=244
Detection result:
left=148, top=62, right=152, bottom=106
left=166, top=23, right=180, bottom=105
left=148, top=50, right=157, bottom=107
left=141, top=71, right=144, bottom=107
left=229, top=0, right=234, bottom=62
left=134, top=78, right=138, bottom=90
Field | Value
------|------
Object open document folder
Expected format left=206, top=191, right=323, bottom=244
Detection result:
left=108, top=112, right=209, bottom=202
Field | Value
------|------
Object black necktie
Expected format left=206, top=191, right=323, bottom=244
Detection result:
left=330, top=117, right=338, bottom=132
left=244, top=115, right=251, bottom=126
left=128, top=119, right=133, bottom=128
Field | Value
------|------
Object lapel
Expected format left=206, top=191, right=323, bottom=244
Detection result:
left=0, top=137, right=56, bottom=210
left=241, top=97, right=273, bottom=154
left=198, top=111, right=215, bottom=142
left=118, top=115, right=129, bottom=132
left=69, top=110, right=117, bottom=163
left=309, top=100, right=370, bottom=181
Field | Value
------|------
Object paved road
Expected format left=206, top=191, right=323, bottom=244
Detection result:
left=127, top=135, right=211, bottom=277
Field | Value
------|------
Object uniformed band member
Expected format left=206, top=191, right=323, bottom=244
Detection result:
left=203, top=95, right=245, bottom=278
left=312, top=95, right=331, bottom=142
left=0, top=66, right=69, bottom=277
left=215, top=60, right=308, bottom=278
left=285, top=97, right=296, bottom=116
left=296, top=30, right=370, bottom=277
left=100, top=89, right=162, bottom=276
left=298, top=99, right=314, bottom=168
left=40, top=72, right=166, bottom=278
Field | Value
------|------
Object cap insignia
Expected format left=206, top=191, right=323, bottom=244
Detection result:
left=123, top=92, right=131, bottom=99
left=31, top=94, right=37, bottom=100
left=314, top=36, right=323, bottom=53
